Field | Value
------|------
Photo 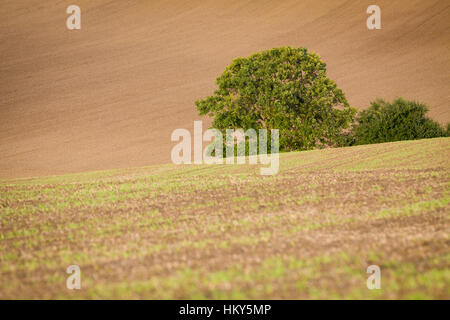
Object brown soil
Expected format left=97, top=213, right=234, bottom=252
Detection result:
left=1, top=0, right=449, bottom=178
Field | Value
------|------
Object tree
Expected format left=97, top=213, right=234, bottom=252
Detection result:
left=352, top=98, right=448, bottom=145
left=195, top=46, right=356, bottom=152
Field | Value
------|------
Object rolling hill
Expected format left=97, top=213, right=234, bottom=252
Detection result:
left=1, top=0, right=449, bottom=178
left=1, top=138, right=449, bottom=298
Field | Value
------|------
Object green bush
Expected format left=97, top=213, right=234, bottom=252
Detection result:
left=352, top=98, right=447, bottom=145
left=195, top=46, right=356, bottom=152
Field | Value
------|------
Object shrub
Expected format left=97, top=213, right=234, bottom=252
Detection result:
left=195, top=46, right=356, bottom=152
left=352, top=98, right=447, bottom=145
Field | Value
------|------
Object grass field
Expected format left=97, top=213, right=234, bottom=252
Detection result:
left=1, top=138, right=449, bottom=299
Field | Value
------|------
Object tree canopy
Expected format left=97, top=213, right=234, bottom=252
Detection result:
left=195, top=46, right=356, bottom=151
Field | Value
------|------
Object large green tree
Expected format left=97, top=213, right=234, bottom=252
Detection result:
left=195, top=46, right=356, bottom=151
